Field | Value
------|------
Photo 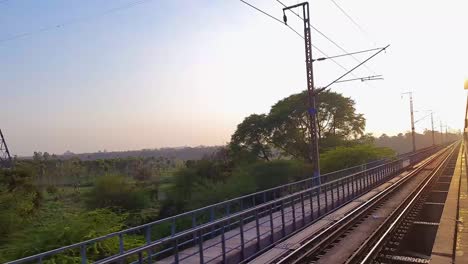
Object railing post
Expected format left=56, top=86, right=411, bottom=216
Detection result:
left=209, top=207, right=215, bottom=238
left=192, top=212, right=197, bottom=244
left=324, top=183, right=329, bottom=213
left=300, top=193, right=305, bottom=226
left=291, top=196, right=297, bottom=230
left=365, top=170, right=370, bottom=190
left=226, top=203, right=231, bottom=228
left=269, top=204, right=275, bottom=244
left=331, top=182, right=335, bottom=209
left=119, top=233, right=124, bottom=254
left=174, top=238, right=179, bottom=264
left=372, top=168, right=377, bottom=186
left=336, top=181, right=340, bottom=206
left=309, top=188, right=314, bottom=219
left=145, top=226, right=152, bottom=263
left=281, top=200, right=286, bottom=237
left=221, top=225, right=227, bottom=263
left=255, top=209, right=261, bottom=251
left=80, top=244, right=87, bottom=264
left=316, top=186, right=321, bottom=216
left=347, top=177, right=351, bottom=200
left=198, top=229, right=204, bottom=264
left=171, top=218, right=176, bottom=236
left=341, top=179, right=345, bottom=204
left=138, top=252, right=143, bottom=264
left=240, top=216, right=245, bottom=260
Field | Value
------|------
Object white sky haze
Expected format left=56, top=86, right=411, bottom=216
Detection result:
left=1, top=0, right=467, bottom=155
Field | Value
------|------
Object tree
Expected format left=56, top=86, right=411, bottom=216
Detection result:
left=230, top=114, right=272, bottom=161
left=230, top=90, right=366, bottom=161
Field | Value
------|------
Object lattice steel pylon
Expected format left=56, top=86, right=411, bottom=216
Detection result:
left=0, top=129, right=12, bottom=168
left=283, top=2, right=321, bottom=185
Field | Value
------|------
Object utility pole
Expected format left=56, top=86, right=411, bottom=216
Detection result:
left=445, top=125, right=448, bottom=142
left=0, top=129, right=12, bottom=168
left=402, top=92, right=416, bottom=152
left=282, top=2, right=320, bottom=185
left=431, top=112, right=435, bottom=146
left=440, top=121, right=443, bottom=144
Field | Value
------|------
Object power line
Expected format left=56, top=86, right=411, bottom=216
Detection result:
left=335, top=75, right=383, bottom=83
left=240, top=0, right=284, bottom=24
left=244, top=0, right=382, bottom=91
left=241, top=0, right=359, bottom=78
left=239, top=0, right=334, bottom=60
left=277, top=0, right=377, bottom=76
left=0, top=0, right=153, bottom=44
left=313, top=46, right=385, bottom=62
left=320, top=45, right=389, bottom=91
left=328, top=0, right=371, bottom=40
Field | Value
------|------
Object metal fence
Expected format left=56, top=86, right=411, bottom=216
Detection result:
left=7, top=145, right=442, bottom=264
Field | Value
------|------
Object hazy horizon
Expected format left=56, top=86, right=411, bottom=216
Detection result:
left=2, top=0, right=467, bottom=156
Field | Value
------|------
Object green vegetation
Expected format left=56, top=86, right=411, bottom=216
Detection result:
left=0, top=90, right=400, bottom=262
left=320, top=144, right=395, bottom=173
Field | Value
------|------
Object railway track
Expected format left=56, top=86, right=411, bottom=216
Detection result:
left=272, top=143, right=459, bottom=264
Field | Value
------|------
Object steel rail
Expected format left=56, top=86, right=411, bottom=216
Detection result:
left=275, top=144, right=455, bottom=264
left=349, top=142, right=459, bottom=263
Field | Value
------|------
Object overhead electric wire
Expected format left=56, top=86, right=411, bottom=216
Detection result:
left=275, top=0, right=361, bottom=79
left=240, top=0, right=285, bottom=24
left=317, top=44, right=389, bottom=93
left=313, top=46, right=385, bottom=62
left=334, top=75, right=383, bottom=83
left=0, top=0, right=153, bottom=44
left=239, top=0, right=337, bottom=62
left=241, top=0, right=380, bottom=87
left=276, top=0, right=377, bottom=76
left=414, top=113, right=432, bottom=125
left=329, top=0, right=369, bottom=39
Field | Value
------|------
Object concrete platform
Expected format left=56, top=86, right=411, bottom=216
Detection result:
left=431, top=143, right=466, bottom=264
left=455, top=143, right=468, bottom=263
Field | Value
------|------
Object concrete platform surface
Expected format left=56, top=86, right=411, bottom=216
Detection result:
left=431, top=142, right=466, bottom=264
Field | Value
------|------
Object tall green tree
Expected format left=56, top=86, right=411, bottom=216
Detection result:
left=230, top=90, right=366, bottom=161
left=230, top=114, right=272, bottom=161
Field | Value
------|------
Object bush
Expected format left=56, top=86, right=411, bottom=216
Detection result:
left=320, top=144, right=396, bottom=173
left=46, top=185, right=58, bottom=195
left=86, top=175, right=150, bottom=211
left=181, top=160, right=312, bottom=210
left=242, top=160, right=313, bottom=191
left=0, top=167, right=42, bottom=242
left=0, top=209, right=143, bottom=263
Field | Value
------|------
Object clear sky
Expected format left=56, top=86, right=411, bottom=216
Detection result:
left=1, top=0, right=467, bottom=156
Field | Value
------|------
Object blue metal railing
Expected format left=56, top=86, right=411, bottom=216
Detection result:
left=93, top=144, right=444, bottom=264
left=6, top=145, right=442, bottom=264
